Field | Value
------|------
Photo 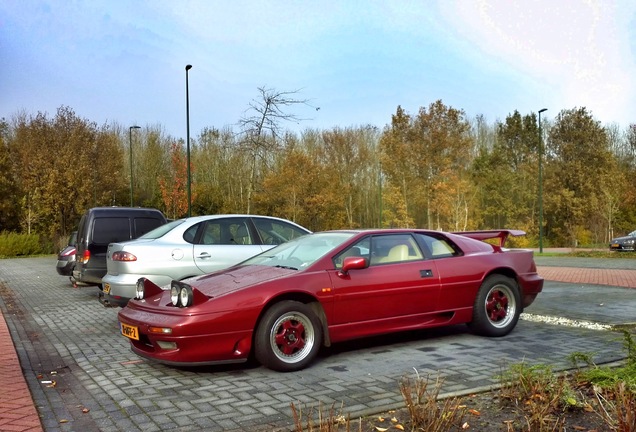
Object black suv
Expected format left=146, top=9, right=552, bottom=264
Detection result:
left=73, top=207, right=167, bottom=286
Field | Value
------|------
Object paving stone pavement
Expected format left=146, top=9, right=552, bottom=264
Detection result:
left=0, top=256, right=634, bottom=432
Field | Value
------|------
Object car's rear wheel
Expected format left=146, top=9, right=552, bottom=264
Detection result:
left=254, top=301, right=322, bottom=372
left=468, top=275, right=520, bottom=337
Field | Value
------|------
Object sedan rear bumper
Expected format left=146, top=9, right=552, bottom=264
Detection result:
left=102, top=273, right=173, bottom=307
left=56, top=259, right=75, bottom=276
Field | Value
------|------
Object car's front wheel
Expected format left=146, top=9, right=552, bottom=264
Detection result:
left=254, top=301, right=322, bottom=372
left=468, top=275, right=521, bottom=337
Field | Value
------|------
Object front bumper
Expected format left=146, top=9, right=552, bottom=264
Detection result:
left=609, top=243, right=635, bottom=251
left=118, top=307, right=253, bottom=366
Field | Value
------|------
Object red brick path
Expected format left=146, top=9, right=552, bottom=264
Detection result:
left=537, top=266, right=636, bottom=288
left=0, top=313, right=43, bottom=432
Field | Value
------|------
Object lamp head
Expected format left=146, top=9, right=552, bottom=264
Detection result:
left=185, top=64, right=192, bottom=71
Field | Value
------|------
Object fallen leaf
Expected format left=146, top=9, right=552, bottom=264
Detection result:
left=395, top=425, right=404, bottom=431
left=391, top=417, right=398, bottom=423
left=468, top=408, right=481, bottom=416
left=375, top=428, right=389, bottom=432
left=82, top=408, right=90, bottom=413
left=462, top=422, right=470, bottom=429
left=59, top=419, right=69, bottom=423
left=377, top=416, right=384, bottom=422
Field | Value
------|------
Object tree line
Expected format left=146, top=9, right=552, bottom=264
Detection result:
left=1, top=89, right=635, bottom=251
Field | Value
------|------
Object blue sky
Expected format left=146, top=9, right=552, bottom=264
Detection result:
left=2, top=0, right=636, bottom=140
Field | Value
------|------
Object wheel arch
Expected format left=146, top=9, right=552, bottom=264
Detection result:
left=483, top=267, right=521, bottom=297
left=254, top=292, right=331, bottom=348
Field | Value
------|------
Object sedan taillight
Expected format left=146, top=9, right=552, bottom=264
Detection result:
left=112, top=251, right=137, bottom=262
left=61, top=248, right=76, bottom=257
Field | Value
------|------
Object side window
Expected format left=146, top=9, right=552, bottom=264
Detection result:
left=228, top=220, right=252, bottom=245
left=207, top=218, right=252, bottom=245
left=416, top=234, right=458, bottom=258
left=200, top=222, right=221, bottom=245
left=253, top=218, right=308, bottom=245
left=134, top=217, right=165, bottom=238
left=77, top=215, right=87, bottom=245
left=333, top=237, right=371, bottom=269
left=183, top=223, right=200, bottom=244
left=369, top=234, right=423, bottom=265
left=92, top=217, right=130, bottom=245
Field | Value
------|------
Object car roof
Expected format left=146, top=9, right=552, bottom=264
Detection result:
left=85, top=207, right=165, bottom=216
left=316, top=228, right=445, bottom=235
left=178, top=214, right=309, bottom=225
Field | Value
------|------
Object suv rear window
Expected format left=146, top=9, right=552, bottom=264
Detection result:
left=134, top=217, right=165, bottom=237
left=92, top=217, right=131, bottom=245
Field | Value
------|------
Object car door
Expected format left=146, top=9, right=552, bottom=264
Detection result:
left=415, top=232, right=481, bottom=311
left=192, top=217, right=264, bottom=274
left=327, top=234, right=441, bottom=339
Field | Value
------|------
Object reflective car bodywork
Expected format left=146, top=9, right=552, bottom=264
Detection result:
left=103, top=215, right=311, bottom=307
left=74, top=207, right=168, bottom=286
left=609, top=230, right=636, bottom=251
left=55, top=231, right=77, bottom=277
left=118, top=228, right=543, bottom=372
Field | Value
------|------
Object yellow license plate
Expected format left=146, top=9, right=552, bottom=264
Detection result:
left=103, top=283, right=111, bottom=294
left=120, top=323, right=139, bottom=340
left=612, top=244, right=619, bottom=248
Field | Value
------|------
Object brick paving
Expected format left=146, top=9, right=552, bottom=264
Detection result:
left=0, top=312, right=43, bottom=432
left=538, top=266, right=636, bottom=288
left=1, top=256, right=635, bottom=432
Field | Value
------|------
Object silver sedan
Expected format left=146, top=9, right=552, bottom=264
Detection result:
left=101, top=215, right=310, bottom=307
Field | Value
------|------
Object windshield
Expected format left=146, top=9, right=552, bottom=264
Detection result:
left=244, top=231, right=356, bottom=269
left=139, top=219, right=185, bottom=239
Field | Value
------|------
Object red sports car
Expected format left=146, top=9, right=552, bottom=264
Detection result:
left=118, top=229, right=543, bottom=372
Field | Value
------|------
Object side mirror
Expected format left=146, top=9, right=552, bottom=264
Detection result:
left=338, top=256, right=367, bottom=277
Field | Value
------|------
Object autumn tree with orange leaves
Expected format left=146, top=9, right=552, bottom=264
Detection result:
left=159, top=142, right=191, bottom=219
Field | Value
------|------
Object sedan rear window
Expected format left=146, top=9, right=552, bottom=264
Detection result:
left=139, top=219, right=185, bottom=239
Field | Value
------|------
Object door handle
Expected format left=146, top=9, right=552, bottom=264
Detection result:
left=198, top=252, right=211, bottom=259
left=420, top=269, right=433, bottom=278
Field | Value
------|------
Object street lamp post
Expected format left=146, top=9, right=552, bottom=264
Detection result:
left=129, top=125, right=141, bottom=207
left=185, top=64, right=192, bottom=217
left=538, top=108, right=547, bottom=254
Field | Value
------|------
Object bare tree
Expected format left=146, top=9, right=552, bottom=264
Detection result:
left=238, top=87, right=312, bottom=213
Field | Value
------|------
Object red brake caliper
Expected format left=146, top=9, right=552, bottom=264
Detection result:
left=275, top=319, right=306, bottom=355
left=486, top=290, right=508, bottom=322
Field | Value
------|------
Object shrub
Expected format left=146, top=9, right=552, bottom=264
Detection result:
left=0, top=231, right=49, bottom=257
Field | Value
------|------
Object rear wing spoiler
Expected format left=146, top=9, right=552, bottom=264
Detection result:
left=451, top=230, right=526, bottom=248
